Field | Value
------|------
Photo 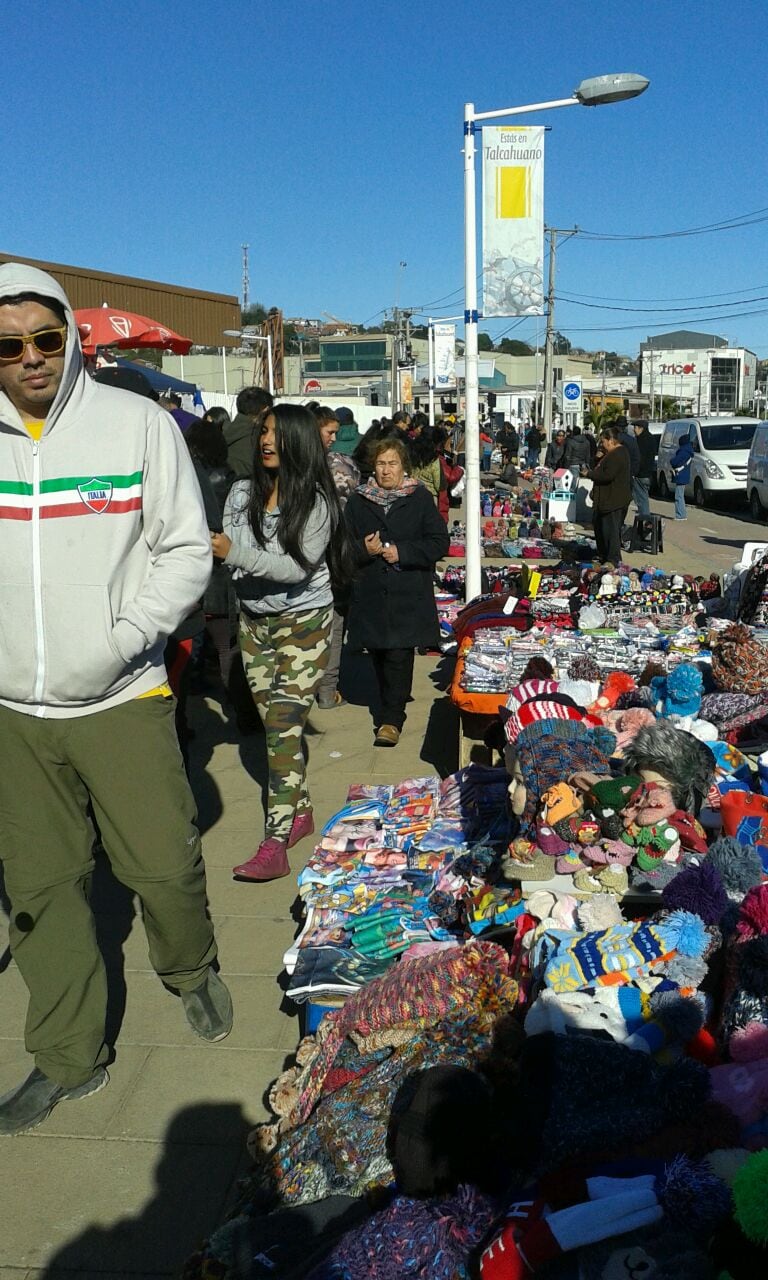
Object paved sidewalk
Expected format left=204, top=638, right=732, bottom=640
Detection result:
left=0, top=496, right=759, bottom=1276
left=0, top=651, right=457, bottom=1279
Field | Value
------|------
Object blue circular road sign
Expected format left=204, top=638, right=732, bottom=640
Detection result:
left=563, top=382, right=581, bottom=401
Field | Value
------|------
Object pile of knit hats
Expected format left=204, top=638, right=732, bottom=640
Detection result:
left=502, top=693, right=716, bottom=896
left=184, top=587, right=768, bottom=1280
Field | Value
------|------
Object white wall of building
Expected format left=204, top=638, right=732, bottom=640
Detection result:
left=639, top=346, right=757, bottom=415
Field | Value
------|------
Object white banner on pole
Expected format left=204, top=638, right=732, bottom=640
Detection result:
left=482, top=125, right=545, bottom=317
left=432, top=322, right=456, bottom=388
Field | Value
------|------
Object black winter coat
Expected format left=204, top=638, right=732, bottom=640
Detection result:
left=194, top=459, right=236, bottom=617
left=344, top=485, right=449, bottom=650
left=634, top=428, right=657, bottom=480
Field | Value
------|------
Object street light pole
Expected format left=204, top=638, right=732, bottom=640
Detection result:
left=223, top=330, right=274, bottom=395
left=428, top=317, right=435, bottom=427
left=462, top=73, right=649, bottom=603
left=463, top=100, right=482, bottom=596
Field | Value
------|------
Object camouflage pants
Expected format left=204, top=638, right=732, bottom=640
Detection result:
left=239, top=605, right=332, bottom=839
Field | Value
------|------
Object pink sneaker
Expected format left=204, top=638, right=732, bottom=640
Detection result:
left=287, top=809, right=315, bottom=850
left=232, top=839, right=289, bottom=881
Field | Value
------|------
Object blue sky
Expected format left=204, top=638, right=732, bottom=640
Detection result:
left=6, top=0, right=768, bottom=357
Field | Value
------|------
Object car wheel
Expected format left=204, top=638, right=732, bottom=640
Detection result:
left=657, top=472, right=670, bottom=499
left=750, top=488, right=765, bottom=521
left=694, top=478, right=706, bottom=508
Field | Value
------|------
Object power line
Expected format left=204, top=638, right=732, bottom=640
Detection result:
left=555, top=291, right=768, bottom=315
left=556, top=304, right=768, bottom=334
left=577, top=205, right=768, bottom=242
left=560, top=282, right=768, bottom=304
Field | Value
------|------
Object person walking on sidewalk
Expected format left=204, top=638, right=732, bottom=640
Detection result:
left=581, top=425, right=631, bottom=566
left=563, top=425, right=591, bottom=489
left=409, top=422, right=445, bottom=504
left=525, top=422, right=544, bottom=469
left=344, top=437, right=449, bottom=747
left=313, top=406, right=360, bottom=710
left=213, top=404, right=352, bottom=882
left=330, top=405, right=360, bottom=459
left=224, top=384, right=274, bottom=480
left=632, top=419, right=656, bottom=516
left=544, top=428, right=567, bottom=471
left=670, top=431, right=694, bottom=521
left=0, top=263, right=232, bottom=1137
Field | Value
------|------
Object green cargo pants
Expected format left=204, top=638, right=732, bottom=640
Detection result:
left=0, top=695, right=217, bottom=1088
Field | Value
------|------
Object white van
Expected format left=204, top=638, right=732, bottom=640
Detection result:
left=746, top=421, right=768, bottom=519
left=656, top=416, right=758, bottom=508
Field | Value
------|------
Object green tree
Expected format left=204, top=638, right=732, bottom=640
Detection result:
left=659, top=396, right=680, bottom=421
left=242, top=302, right=267, bottom=327
left=553, top=332, right=571, bottom=355
left=585, top=401, right=623, bottom=431
left=498, top=338, right=532, bottom=356
left=478, top=332, right=494, bottom=351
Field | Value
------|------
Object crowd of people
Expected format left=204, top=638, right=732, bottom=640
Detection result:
left=0, top=259, right=710, bottom=1149
left=4, top=262, right=768, bottom=1280
left=0, top=264, right=461, bottom=1134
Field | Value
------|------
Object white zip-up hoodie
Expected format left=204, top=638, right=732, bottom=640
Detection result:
left=0, top=262, right=212, bottom=718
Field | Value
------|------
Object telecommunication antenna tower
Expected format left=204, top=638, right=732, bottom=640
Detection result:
left=241, top=243, right=250, bottom=311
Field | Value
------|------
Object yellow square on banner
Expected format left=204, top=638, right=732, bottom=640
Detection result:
left=495, top=166, right=530, bottom=219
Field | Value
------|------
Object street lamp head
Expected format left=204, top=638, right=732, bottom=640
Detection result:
left=223, top=330, right=242, bottom=337
left=574, top=73, right=649, bottom=106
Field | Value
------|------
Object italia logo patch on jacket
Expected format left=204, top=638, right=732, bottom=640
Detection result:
left=78, top=478, right=113, bottom=513
left=0, top=471, right=142, bottom=521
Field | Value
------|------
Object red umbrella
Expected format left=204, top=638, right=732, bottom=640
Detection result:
left=75, top=305, right=193, bottom=356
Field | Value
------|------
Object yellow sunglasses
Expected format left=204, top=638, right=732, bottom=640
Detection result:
left=0, top=326, right=67, bottom=362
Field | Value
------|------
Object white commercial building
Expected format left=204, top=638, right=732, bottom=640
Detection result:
left=639, top=329, right=757, bottom=417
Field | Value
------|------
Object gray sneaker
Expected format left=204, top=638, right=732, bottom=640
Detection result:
left=316, top=690, right=346, bottom=709
left=0, top=1066, right=109, bottom=1136
left=181, top=968, right=233, bottom=1042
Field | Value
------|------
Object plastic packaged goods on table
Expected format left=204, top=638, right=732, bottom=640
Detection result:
left=284, top=768, right=517, bottom=1008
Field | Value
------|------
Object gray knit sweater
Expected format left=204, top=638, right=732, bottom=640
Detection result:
left=223, top=480, right=333, bottom=616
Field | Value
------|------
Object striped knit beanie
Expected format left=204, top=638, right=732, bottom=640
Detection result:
left=504, top=697, right=586, bottom=744
left=505, top=679, right=560, bottom=708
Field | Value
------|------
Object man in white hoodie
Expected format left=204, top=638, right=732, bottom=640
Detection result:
left=0, top=263, right=232, bottom=1135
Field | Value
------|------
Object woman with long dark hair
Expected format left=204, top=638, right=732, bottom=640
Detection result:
left=212, top=404, right=352, bottom=881
left=200, top=404, right=232, bottom=432
left=408, top=424, right=443, bottom=504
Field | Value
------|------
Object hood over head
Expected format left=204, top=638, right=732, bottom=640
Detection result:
left=0, top=261, right=90, bottom=434
left=330, top=420, right=360, bottom=455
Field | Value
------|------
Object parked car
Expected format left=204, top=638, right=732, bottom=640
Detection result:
left=656, top=416, right=758, bottom=508
left=746, top=420, right=768, bottom=519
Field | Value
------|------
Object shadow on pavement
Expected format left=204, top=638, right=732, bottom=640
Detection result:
left=38, top=1102, right=253, bottom=1277
left=701, top=534, right=761, bottom=549
left=420, top=693, right=460, bottom=778
left=339, top=647, right=379, bottom=711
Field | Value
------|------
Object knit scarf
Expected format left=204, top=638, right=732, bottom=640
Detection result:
left=357, top=475, right=420, bottom=513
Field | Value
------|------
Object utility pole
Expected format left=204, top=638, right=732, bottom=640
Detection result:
left=390, top=307, right=400, bottom=412
left=542, top=228, right=557, bottom=441
left=241, top=243, right=250, bottom=311
left=404, top=309, right=413, bottom=410
left=542, top=226, right=578, bottom=441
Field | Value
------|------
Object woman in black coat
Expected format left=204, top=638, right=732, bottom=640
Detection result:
left=345, top=436, right=449, bottom=747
